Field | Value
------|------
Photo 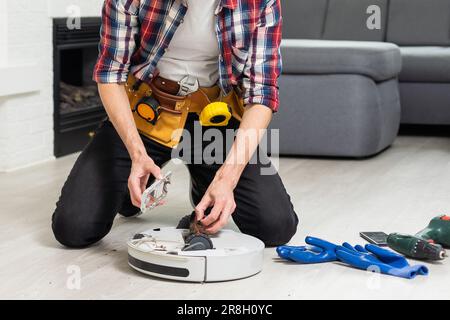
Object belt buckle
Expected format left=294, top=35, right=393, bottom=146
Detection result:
left=177, top=75, right=199, bottom=96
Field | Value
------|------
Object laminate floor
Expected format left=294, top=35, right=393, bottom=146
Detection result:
left=1, top=135, right=449, bottom=299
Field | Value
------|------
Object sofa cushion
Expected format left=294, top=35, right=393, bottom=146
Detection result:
left=281, top=39, right=402, bottom=81
left=323, top=0, right=388, bottom=41
left=282, top=0, right=328, bottom=39
left=399, top=47, right=450, bottom=82
left=387, top=0, right=450, bottom=45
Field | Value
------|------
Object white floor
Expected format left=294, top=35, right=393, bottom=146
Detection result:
left=1, top=135, right=449, bottom=300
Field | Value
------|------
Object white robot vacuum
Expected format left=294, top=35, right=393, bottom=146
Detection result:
left=129, top=172, right=265, bottom=282
left=127, top=227, right=265, bottom=282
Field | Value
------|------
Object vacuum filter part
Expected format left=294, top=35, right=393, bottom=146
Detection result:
left=128, top=227, right=264, bottom=282
left=140, top=171, right=172, bottom=213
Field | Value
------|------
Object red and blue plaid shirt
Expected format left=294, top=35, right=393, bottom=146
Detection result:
left=93, top=0, right=282, bottom=111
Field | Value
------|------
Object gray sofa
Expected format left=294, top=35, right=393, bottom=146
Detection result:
left=389, top=0, right=450, bottom=124
left=272, top=0, right=450, bottom=157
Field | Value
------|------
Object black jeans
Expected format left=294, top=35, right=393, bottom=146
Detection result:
left=52, top=115, right=299, bottom=248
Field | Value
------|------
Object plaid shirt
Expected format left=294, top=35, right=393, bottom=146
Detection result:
left=93, top=0, right=282, bottom=111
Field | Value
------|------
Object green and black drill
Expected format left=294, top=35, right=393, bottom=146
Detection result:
left=387, top=215, right=450, bottom=261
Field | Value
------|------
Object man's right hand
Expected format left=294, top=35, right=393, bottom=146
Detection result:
left=128, top=154, right=163, bottom=207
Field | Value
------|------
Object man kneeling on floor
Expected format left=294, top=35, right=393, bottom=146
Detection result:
left=51, top=0, right=299, bottom=248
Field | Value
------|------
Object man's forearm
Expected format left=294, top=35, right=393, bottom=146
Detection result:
left=216, top=104, right=273, bottom=188
left=97, top=83, right=146, bottom=160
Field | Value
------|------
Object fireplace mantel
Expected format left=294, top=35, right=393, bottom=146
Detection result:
left=0, top=65, right=42, bottom=96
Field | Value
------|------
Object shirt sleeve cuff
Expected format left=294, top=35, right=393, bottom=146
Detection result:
left=93, top=70, right=129, bottom=84
left=244, top=95, right=279, bottom=112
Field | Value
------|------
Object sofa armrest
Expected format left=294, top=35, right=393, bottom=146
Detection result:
left=281, top=39, right=402, bottom=82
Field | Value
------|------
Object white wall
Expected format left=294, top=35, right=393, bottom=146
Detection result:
left=0, top=0, right=7, bottom=65
left=47, top=0, right=103, bottom=18
left=0, top=0, right=103, bottom=172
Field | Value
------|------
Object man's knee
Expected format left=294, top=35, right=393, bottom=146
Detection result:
left=118, top=196, right=140, bottom=217
left=52, top=209, right=111, bottom=248
left=258, top=211, right=299, bottom=247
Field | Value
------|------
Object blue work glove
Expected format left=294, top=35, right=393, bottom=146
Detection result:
left=276, top=237, right=338, bottom=263
left=335, top=243, right=429, bottom=279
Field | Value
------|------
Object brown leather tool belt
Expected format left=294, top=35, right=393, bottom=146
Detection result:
left=125, top=74, right=245, bottom=148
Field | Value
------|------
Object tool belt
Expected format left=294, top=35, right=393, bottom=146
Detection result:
left=125, top=74, right=245, bottom=148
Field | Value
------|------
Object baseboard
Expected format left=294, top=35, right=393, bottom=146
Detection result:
left=0, top=156, right=56, bottom=173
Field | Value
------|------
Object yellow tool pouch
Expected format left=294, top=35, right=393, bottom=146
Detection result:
left=125, top=74, right=245, bottom=148
left=223, top=88, right=245, bottom=123
left=125, top=75, right=188, bottom=148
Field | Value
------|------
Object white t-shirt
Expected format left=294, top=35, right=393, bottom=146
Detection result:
left=157, top=0, right=220, bottom=87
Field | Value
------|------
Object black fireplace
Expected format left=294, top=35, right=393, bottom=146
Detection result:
left=53, top=18, right=107, bottom=157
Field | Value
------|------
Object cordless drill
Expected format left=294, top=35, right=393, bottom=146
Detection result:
left=387, top=215, right=450, bottom=261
